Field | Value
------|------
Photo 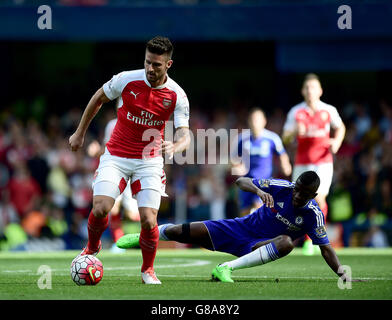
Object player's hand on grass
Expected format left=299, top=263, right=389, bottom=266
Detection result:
left=257, top=190, right=274, bottom=208
left=161, top=139, right=175, bottom=159
left=340, top=273, right=366, bottom=282
left=69, top=132, right=85, bottom=152
left=349, top=279, right=366, bottom=282
left=344, top=278, right=366, bottom=282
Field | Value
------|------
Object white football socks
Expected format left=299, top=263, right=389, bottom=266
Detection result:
left=222, top=242, right=280, bottom=270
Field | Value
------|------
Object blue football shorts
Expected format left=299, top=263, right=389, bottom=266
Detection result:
left=203, top=218, right=272, bottom=257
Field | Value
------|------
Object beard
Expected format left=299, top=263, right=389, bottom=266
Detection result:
left=146, top=70, right=166, bottom=87
left=147, top=72, right=157, bottom=81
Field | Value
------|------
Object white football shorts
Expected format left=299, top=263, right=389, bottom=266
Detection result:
left=114, top=180, right=139, bottom=212
left=92, top=148, right=167, bottom=210
left=292, top=162, right=333, bottom=196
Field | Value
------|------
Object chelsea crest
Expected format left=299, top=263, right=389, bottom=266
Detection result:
left=295, top=216, right=304, bottom=225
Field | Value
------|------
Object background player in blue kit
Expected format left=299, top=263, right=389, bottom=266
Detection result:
left=231, top=108, right=292, bottom=216
left=117, top=171, right=358, bottom=283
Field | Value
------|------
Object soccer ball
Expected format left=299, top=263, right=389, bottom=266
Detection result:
left=70, top=255, right=103, bottom=286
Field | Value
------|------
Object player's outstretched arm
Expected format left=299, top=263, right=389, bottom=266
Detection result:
left=69, top=87, right=110, bottom=152
left=319, top=244, right=342, bottom=275
left=320, top=244, right=362, bottom=282
left=235, top=177, right=274, bottom=208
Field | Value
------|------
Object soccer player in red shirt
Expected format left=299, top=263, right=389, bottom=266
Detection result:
left=69, top=36, right=190, bottom=284
left=282, top=73, right=346, bottom=255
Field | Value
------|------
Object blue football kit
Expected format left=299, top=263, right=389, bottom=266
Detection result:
left=204, top=178, right=330, bottom=257
left=236, top=131, right=287, bottom=210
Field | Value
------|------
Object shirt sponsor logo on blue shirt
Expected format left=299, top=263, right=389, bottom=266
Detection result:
left=276, top=213, right=301, bottom=231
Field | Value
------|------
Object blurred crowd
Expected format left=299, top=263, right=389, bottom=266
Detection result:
left=0, top=97, right=391, bottom=251
left=327, top=100, right=392, bottom=247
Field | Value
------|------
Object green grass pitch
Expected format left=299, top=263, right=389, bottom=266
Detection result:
left=0, top=248, right=391, bottom=300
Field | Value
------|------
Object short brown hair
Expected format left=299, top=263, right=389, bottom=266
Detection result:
left=303, top=73, right=320, bottom=84
left=146, top=36, right=173, bottom=59
left=249, top=107, right=266, bottom=117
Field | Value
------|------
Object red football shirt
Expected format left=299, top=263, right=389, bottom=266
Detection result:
left=102, top=69, right=189, bottom=159
left=283, top=101, right=343, bottom=165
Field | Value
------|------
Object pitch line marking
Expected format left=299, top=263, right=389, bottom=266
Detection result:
left=156, top=274, right=391, bottom=281
left=0, top=258, right=211, bottom=274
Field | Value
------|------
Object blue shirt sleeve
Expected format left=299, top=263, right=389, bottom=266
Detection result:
left=252, top=178, right=272, bottom=191
left=252, top=178, right=293, bottom=197
left=304, top=201, right=330, bottom=246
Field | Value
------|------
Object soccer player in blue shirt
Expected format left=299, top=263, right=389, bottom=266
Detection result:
left=117, top=171, right=354, bottom=283
left=232, top=108, right=292, bottom=216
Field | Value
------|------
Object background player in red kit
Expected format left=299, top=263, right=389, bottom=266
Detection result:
left=282, top=73, right=346, bottom=255
left=69, top=36, right=190, bottom=284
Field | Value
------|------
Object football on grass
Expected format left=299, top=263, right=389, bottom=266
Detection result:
left=71, top=255, right=103, bottom=286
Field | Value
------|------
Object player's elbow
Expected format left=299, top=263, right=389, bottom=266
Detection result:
left=235, top=177, right=247, bottom=188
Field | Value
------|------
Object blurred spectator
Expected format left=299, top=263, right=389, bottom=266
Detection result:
left=26, top=120, right=50, bottom=194
left=0, top=190, right=25, bottom=250
left=0, top=191, right=19, bottom=231
left=379, top=99, right=392, bottom=142
left=336, top=123, right=361, bottom=158
left=21, top=209, right=47, bottom=238
left=47, top=206, right=68, bottom=237
left=346, top=207, right=390, bottom=247
left=7, top=161, right=41, bottom=219
left=5, top=121, right=33, bottom=168
left=353, top=102, right=372, bottom=141
left=378, top=142, right=392, bottom=217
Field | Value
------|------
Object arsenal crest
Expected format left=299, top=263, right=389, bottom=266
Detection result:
left=162, top=98, right=172, bottom=109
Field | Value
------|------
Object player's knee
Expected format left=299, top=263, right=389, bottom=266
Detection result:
left=140, top=218, right=157, bottom=230
left=139, top=209, right=158, bottom=230
left=276, top=235, right=294, bottom=256
left=92, top=200, right=112, bottom=218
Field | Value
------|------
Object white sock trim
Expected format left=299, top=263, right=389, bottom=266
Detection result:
left=158, top=224, right=173, bottom=241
